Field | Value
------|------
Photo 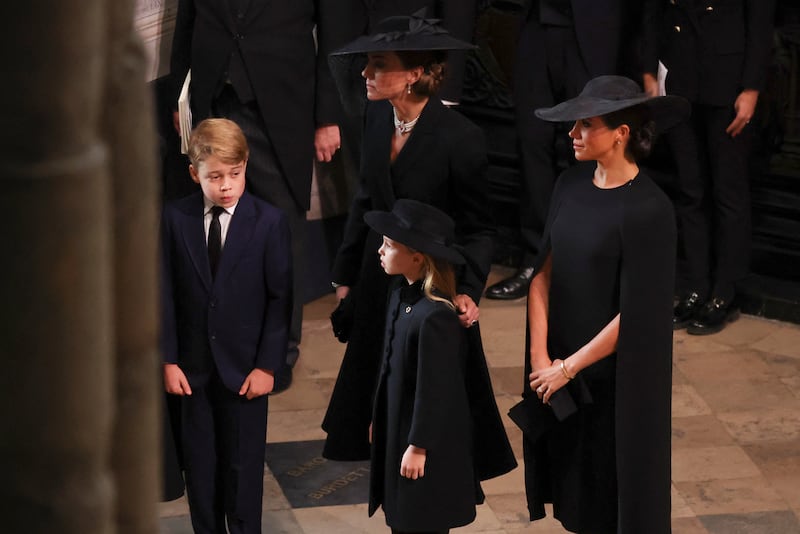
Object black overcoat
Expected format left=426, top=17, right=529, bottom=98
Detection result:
left=368, top=283, right=478, bottom=531
left=322, top=98, right=494, bottom=460
left=169, top=0, right=341, bottom=210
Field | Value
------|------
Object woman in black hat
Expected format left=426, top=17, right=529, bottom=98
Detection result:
left=521, top=75, right=688, bottom=533
left=322, top=11, right=495, bottom=463
left=363, top=199, right=511, bottom=533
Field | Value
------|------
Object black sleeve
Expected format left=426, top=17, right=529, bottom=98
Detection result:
left=168, top=0, right=196, bottom=108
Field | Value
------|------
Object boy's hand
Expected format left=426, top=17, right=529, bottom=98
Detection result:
left=164, top=363, right=192, bottom=396
left=239, top=368, right=275, bottom=399
left=400, top=445, right=426, bottom=480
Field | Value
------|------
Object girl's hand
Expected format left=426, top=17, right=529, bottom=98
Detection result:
left=400, top=445, right=426, bottom=479
left=529, top=359, right=570, bottom=404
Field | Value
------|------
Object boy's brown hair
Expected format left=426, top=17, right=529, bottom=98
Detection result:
left=187, top=118, right=249, bottom=166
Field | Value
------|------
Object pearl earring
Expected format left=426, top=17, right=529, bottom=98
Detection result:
left=407, top=83, right=412, bottom=95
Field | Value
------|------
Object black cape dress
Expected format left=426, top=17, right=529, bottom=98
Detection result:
left=522, top=163, right=675, bottom=533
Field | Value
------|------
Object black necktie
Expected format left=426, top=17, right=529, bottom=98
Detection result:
left=208, top=206, right=225, bottom=278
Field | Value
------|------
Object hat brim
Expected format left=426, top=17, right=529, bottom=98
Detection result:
left=364, top=211, right=466, bottom=265
left=535, top=94, right=690, bottom=132
left=330, top=34, right=476, bottom=56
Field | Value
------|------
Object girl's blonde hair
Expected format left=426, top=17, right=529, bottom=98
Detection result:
left=415, top=250, right=458, bottom=310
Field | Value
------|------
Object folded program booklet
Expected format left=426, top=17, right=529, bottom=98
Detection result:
left=178, top=70, right=192, bottom=154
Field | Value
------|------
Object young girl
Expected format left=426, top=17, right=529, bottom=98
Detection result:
left=363, top=199, right=499, bottom=534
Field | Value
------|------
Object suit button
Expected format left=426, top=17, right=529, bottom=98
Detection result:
left=211, top=335, right=216, bottom=341
left=705, top=5, right=713, bottom=11
left=673, top=25, right=681, bottom=33
left=670, top=0, right=676, bottom=4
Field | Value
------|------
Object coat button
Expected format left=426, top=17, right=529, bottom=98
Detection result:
left=673, top=25, right=681, bottom=33
left=670, top=0, right=676, bottom=4
left=705, top=5, right=713, bottom=11
left=405, top=306, right=411, bottom=313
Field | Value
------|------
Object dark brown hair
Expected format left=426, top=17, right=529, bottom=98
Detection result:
left=601, top=104, right=657, bottom=161
left=395, top=50, right=447, bottom=97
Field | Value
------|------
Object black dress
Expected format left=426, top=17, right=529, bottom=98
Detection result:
left=523, top=163, right=675, bottom=533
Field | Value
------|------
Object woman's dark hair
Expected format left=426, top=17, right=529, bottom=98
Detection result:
left=395, top=50, right=447, bottom=97
left=601, top=104, right=658, bottom=161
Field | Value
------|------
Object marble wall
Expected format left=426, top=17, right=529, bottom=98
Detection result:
left=135, top=0, right=177, bottom=80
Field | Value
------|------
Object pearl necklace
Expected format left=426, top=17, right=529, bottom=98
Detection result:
left=393, top=107, right=420, bottom=135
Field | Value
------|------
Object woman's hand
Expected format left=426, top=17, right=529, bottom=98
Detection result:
left=453, top=293, right=479, bottom=328
left=529, top=359, right=570, bottom=404
left=400, top=445, right=426, bottom=479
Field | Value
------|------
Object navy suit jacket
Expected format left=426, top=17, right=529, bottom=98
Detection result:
left=160, top=191, right=292, bottom=393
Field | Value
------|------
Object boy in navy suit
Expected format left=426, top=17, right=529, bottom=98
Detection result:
left=161, top=118, right=292, bottom=533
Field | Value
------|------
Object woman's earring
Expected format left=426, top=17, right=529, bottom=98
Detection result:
left=407, top=83, right=412, bottom=95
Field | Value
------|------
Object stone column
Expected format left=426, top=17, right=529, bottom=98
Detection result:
left=0, top=2, right=115, bottom=533
left=104, top=1, right=161, bottom=533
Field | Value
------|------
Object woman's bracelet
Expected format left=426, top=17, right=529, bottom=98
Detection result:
left=560, top=360, right=575, bottom=380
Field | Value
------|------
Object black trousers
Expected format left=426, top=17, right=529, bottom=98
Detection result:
left=212, top=86, right=304, bottom=365
left=667, top=103, right=753, bottom=300
left=513, top=21, right=591, bottom=266
left=181, top=368, right=269, bottom=534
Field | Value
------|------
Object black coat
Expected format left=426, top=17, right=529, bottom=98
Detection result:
left=169, top=0, right=341, bottom=210
left=322, top=98, right=495, bottom=460
left=370, top=283, right=477, bottom=531
left=641, top=0, right=775, bottom=106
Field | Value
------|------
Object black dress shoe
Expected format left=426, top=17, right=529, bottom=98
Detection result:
left=686, top=297, right=740, bottom=336
left=485, top=267, right=535, bottom=300
left=271, top=365, right=293, bottom=395
left=673, top=291, right=705, bottom=330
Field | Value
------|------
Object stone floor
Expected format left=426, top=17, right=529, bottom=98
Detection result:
left=159, top=266, right=800, bottom=533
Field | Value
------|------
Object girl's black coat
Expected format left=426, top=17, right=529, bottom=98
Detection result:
left=369, top=283, right=481, bottom=531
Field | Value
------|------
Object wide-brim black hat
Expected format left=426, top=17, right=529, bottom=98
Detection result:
left=535, top=75, right=690, bottom=132
left=364, top=199, right=465, bottom=265
left=330, top=8, right=476, bottom=56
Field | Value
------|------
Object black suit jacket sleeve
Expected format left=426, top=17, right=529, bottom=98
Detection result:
left=742, top=0, right=775, bottom=92
left=315, top=0, right=344, bottom=126
left=168, top=0, right=196, bottom=106
left=640, top=0, right=662, bottom=77
left=330, top=179, right=372, bottom=286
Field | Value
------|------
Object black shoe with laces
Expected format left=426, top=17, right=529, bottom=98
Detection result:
left=686, top=297, right=740, bottom=336
left=673, top=291, right=705, bottom=330
left=485, top=267, right=535, bottom=300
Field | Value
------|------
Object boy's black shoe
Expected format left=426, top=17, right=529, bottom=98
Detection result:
left=271, top=366, right=293, bottom=395
left=686, top=297, right=740, bottom=336
left=485, top=267, right=535, bottom=300
left=673, top=291, right=704, bottom=330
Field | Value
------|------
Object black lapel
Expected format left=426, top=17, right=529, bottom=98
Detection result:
left=390, top=98, right=441, bottom=182
left=364, top=101, right=397, bottom=209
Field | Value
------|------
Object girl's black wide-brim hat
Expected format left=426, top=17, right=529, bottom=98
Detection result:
left=535, top=75, right=690, bottom=132
left=330, top=8, right=476, bottom=56
left=364, top=199, right=465, bottom=265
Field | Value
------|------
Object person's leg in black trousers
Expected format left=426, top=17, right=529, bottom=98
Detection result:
left=486, top=22, right=589, bottom=300
left=687, top=105, right=752, bottom=335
